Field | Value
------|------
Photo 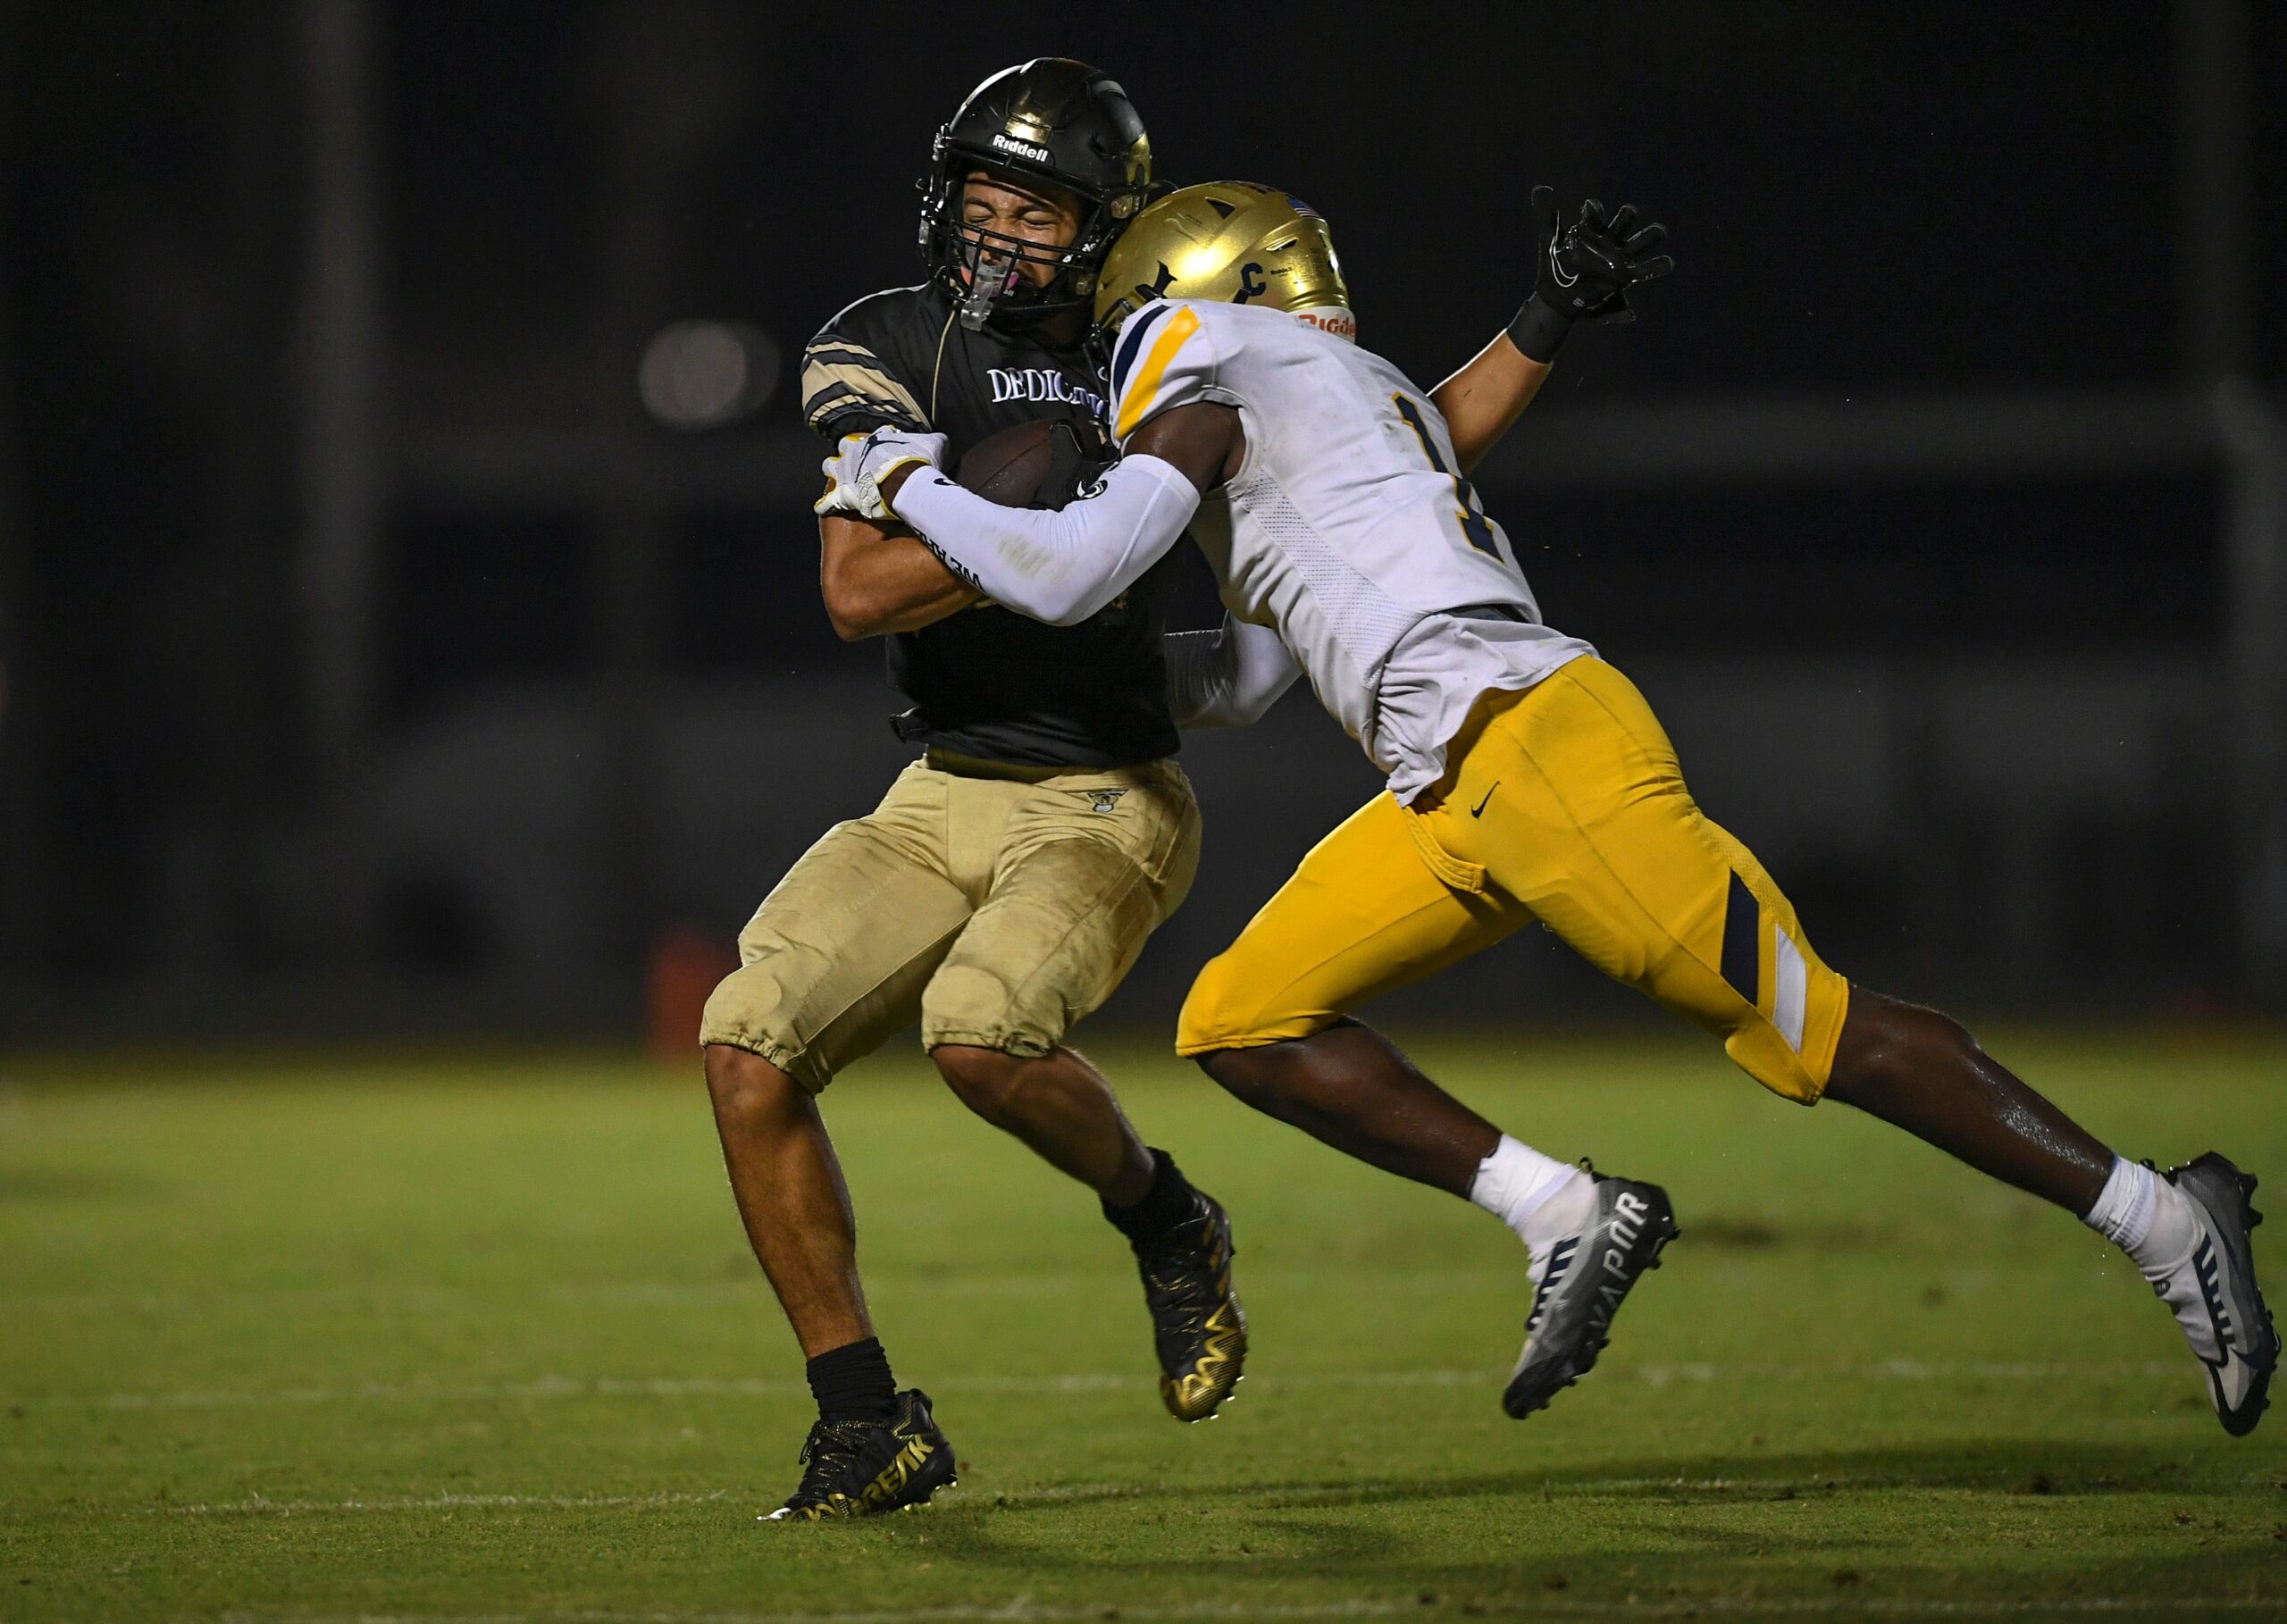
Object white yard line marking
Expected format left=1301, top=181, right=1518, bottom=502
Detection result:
left=959, top=1467, right=2285, bottom=1506
left=155, top=1466, right=2282, bottom=1521
left=976, top=1478, right=1847, bottom=1505
left=164, top=1489, right=729, bottom=1517
left=208, top=1607, right=1422, bottom=1624
left=20, top=1276, right=1112, bottom=1317
left=22, top=1360, right=2185, bottom=1413
left=188, top=1595, right=2287, bottom=1622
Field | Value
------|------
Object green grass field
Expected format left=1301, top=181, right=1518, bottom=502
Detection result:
left=4, top=1030, right=2286, bottom=1621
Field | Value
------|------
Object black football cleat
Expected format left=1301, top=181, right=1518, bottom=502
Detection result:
left=1133, top=1187, right=1248, bottom=1421
left=1503, top=1173, right=1679, bottom=1420
left=2154, top=1154, right=2278, bottom=1437
left=766, top=1389, right=957, bottom=1520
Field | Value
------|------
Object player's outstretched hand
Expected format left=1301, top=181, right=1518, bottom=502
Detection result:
left=817, top=427, right=949, bottom=522
left=1508, top=185, right=1674, bottom=363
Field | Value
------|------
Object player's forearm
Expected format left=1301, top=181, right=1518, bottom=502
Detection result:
left=818, top=515, right=980, bottom=640
left=887, top=454, right=1199, bottom=627
left=1163, top=615, right=1302, bottom=729
left=1430, top=331, right=1551, bottom=475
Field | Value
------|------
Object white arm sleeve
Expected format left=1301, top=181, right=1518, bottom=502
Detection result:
left=1162, top=615, right=1302, bottom=730
left=890, top=454, right=1200, bottom=627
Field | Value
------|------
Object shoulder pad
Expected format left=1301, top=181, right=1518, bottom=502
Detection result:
left=1106, top=299, right=1223, bottom=445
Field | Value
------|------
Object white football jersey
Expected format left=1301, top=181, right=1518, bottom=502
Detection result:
left=1106, top=297, right=1594, bottom=800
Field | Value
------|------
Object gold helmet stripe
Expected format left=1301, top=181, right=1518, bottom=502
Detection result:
left=1113, top=306, right=1202, bottom=440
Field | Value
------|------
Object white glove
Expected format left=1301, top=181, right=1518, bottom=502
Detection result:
left=816, top=427, right=949, bottom=521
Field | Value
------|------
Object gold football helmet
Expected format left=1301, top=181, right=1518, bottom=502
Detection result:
left=1094, top=182, right=1353, bottom=339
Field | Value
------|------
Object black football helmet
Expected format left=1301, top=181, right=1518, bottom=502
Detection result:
left=917, top=58, right=1152, bottom=331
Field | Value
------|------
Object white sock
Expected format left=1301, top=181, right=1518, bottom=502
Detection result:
left=2082, top=1155, right=2199, bottom=1274
left=1470, top=1134, right=1595, bottom=1278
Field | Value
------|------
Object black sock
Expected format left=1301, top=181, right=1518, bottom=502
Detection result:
left=806, top=1336, right=896, bottom=1422
left=1102, top=1147, right=1198, bottom=1245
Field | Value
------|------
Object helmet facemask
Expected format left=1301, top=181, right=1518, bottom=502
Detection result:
left=921, top=161, right=1133, bottom=332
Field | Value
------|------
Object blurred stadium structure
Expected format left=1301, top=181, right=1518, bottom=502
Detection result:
left=0, top=1, right=2281, bottom=1043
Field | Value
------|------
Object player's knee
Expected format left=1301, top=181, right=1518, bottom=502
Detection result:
left=1827, top=989, right=1981, bottom=1101
left=921, top=964, right=1059, bottom=1060
left=700, top=955, right=825, bottom=1093
left=931, top=1042, right=1026, bottom=1127
left=702, top=1041, right=802, bottom=1127
left=1193, top=1042, right=1278, bottom=1110
left=1176, top=952, right=1252, bottom=1056
left=699, top=967, right=748, bottom=1045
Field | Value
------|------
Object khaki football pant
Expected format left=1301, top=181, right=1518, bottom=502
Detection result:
left=702, top=751, right=1201, bottom=1092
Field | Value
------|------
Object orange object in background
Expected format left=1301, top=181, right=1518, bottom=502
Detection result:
left=648, top=925, right=739, bottom=1067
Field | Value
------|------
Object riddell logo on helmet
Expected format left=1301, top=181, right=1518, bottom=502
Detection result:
left=991, top=132, right=1051, bottom=163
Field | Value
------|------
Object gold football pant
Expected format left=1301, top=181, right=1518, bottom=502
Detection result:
left=703, top=751, right=1201, bottom=1092
left=1177, top=657, right=1849, bottom=1103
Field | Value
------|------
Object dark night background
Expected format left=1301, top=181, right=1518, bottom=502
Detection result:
left=2, top=1, right=2283, bottom=1046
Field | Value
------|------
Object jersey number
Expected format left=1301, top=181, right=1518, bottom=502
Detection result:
left=1392, top=394, right=1502, bottom=560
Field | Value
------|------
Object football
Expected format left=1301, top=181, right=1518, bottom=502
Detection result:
left=956, top=417, right=1101, bottom=509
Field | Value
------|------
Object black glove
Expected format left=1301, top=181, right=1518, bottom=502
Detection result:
left=1508, top=185, right=1675, bottom=363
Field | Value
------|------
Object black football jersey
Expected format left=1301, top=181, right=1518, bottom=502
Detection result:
left=802, top=281, right=1182, bottom=768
